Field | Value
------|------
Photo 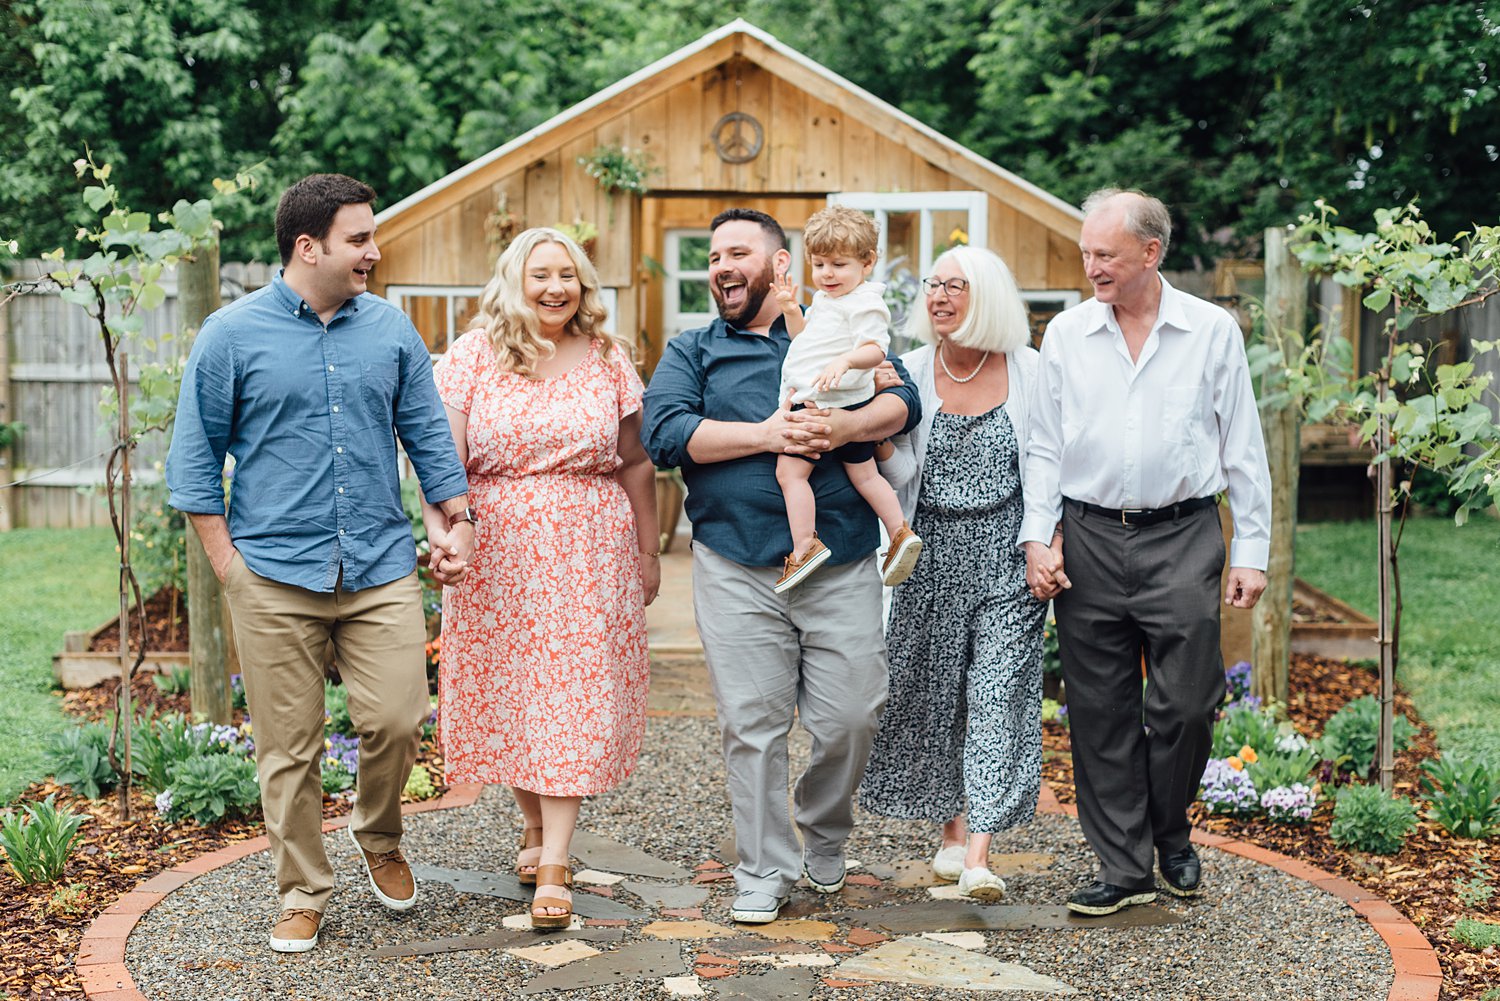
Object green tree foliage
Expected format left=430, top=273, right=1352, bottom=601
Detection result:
left=3, top=1, right=1496, bottom=264
left=956, top=0, right=1500, bottom=264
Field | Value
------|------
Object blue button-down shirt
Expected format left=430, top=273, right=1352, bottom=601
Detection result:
left=642, top=315, right=920, bottom=568
left=166, top=273, right=468, bottom=592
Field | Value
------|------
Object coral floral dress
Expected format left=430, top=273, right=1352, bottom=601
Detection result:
left=433, top=331, right=649, bottom=795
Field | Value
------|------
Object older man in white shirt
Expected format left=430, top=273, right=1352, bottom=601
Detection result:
left=1019, top=188, right=1272, bottom=916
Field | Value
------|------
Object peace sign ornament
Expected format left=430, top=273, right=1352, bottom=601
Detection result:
left=711, top=112, right=764, bottom=164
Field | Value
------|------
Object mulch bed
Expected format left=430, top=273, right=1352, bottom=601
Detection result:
left=1043, top=653, right=1500, bottom=1001
left=88, top=588, right=190, bottom=653
left=1, top=671, right=447, bottom=1000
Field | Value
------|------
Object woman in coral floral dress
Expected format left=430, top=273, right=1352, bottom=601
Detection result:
left=423, top=228, right=658, bottom=929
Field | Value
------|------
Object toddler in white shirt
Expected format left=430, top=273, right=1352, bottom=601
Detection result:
left=771, top=205, right=921, bottom=593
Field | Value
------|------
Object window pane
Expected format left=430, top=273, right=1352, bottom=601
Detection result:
left=884, top=211, right=919, bottom=278
left=454, top=295, right=482, bottom=336
left=406, top=297, right=448, bottom=354
left=932, top=209, right=972, bottom=256
left=679, top=279, right=711, bottom=314
left=679, top=237, right=711, bottom=272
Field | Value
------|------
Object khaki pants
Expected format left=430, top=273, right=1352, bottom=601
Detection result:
left=225, top=554, right=430, bottom=912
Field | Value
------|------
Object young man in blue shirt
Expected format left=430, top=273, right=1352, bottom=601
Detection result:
left=167, top=174, right=472, bottom=952
left=643, top=208, right=919, bottom=923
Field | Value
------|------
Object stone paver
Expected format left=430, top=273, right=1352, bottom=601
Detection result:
left=517, top=940, right=684, bottom=995
left=640, top=919, right=737, bottom=939
left=836, top=936, right=1078, bottom=994
left=744, top=918, right=839, bottom=942
left=504, top=939, right=602, bottom=966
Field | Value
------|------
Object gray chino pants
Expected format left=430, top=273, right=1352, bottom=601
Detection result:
left=1054, top=500, right=1226, bottom=889
left=691, top=541, right=889, bottom=898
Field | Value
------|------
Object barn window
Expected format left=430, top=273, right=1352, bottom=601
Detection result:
left=663, top=229, right=803, bottom=340
left=1019, top=290, right=1083, bottom=348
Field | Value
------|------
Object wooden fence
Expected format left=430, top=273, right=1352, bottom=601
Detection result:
left=0, top=261, right=272, bottom=529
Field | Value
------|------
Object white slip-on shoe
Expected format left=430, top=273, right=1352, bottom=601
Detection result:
left=958, top=866, right=1006, bottom=902
left=931, top=844, right=965, bottom=882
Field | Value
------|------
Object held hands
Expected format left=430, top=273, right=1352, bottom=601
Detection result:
left=1224, top=567, right=1267, bottom=609
left=1023, top=536, right=1071, bottom=601
left=424, top=522, right=474, bottom=586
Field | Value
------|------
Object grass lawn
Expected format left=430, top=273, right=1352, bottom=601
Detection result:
left=0, top=526, right=119, bottom=803
left=1295, top=515, right=1500, bottom=762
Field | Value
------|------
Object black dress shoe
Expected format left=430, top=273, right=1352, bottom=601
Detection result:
left=1158, top=846, right=1202, bottom=897
left=1065, top=881, right=1157, bottom=916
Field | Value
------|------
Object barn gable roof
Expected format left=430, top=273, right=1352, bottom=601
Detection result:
left=376, top=19, right=1083, bottom=241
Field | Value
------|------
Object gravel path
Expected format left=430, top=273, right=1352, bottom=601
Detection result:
left=126, top=715, right=1392, bottom=1000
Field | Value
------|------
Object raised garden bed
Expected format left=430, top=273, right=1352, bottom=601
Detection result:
left=52, top=587, right=189, bottom=689
left=1290, top=577, right=1379, bottom=661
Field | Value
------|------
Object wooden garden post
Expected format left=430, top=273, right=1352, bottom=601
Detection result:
left=1251, top=226, right=1305, bottom=709
left=178, top=242, right=232, bottom=724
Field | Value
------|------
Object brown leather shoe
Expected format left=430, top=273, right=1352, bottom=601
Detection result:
left=530, top=863, right=574, bottom=930
left=269, top=908, right=321, bottom=953
left=880, top=523, right=923, bottom=586
left=773, top=535, right=832, bottom=594
left=349, top=824, right=417, bottom=910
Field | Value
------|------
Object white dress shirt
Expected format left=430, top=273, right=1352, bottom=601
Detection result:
left=1018, top=275, right=1272, bottom=570
left=778, top=281, right=890, bottom=408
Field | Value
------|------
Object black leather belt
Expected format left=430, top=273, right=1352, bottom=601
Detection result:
left=1067, top=495, right=1217, bottom=526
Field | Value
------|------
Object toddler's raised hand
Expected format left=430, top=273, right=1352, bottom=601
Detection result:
left=773, top=272, right=799, bottom=312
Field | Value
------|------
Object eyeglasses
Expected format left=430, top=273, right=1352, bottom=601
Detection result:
left=921, top=277, right=969, bottom=296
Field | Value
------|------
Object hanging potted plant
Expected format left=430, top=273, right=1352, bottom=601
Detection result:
left=578, top=145, right=657, bottom=223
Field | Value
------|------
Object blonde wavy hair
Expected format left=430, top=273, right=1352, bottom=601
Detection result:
left=472, top=227, right=627, bottom=377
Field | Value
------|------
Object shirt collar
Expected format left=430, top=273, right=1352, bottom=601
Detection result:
left=714, top=313, right=791, bottom=341
left=269, top=270, right=361, bottom=322
left=1083, top=274, right=1191, bottom=337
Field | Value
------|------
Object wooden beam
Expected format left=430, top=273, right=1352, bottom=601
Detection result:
left=178, top=242, right=234, bottom=725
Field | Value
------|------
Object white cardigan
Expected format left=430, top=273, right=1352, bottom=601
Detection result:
left=878, top=343, right=1041, bottom=547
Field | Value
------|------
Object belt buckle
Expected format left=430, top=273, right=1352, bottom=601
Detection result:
left=1120, top=508, right=1143, bottom=526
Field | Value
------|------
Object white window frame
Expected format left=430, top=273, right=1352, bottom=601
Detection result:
left=663, top=229, right=803, bottom=339
left=388, top=284, right=619, bottom=357
left=826, top=191, right=988, bottom=281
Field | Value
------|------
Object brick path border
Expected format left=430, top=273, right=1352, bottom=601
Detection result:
left=75, top=783, right=483, bottom=1001
left=1036, top=784, right=1443, bottom=1000
left=77, top=781, right=1442, bottom=1000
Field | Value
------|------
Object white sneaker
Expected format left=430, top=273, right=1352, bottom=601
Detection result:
left=931, top=844, right=965, bottom=882
left=958, top=866, right=1006, bottom=902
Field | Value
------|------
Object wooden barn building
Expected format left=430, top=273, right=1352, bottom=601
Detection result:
left=370, top=19, right=1091, bottom=369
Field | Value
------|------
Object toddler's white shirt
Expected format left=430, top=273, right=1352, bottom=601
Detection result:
left=777, top=281, right=890, bottom=409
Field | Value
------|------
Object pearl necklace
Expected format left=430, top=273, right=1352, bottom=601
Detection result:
left=939, top=344, right=990, bottom=384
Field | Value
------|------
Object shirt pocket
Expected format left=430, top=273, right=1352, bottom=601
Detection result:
left=360, top=361, right=399, bottom=413
left=1161, top=385, right=1202, bottom=446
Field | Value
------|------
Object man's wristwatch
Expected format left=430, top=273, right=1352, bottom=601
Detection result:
left=448, top=506, right=479, bottom=526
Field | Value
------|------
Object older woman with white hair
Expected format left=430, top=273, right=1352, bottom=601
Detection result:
left=858, top=246, right=1064, bottom=901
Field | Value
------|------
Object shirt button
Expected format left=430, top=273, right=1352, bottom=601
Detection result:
left=337, top=487, right=345, bottom=494
left=328, top=365, right=335, bottom=372
left=336, top=447, right=344, bottom=454
left=339, top=528, right=345, bottom=536
left=332, top=405, right=340, bottom=413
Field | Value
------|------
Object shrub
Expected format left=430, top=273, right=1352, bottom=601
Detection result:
left=1319, top=695, right=1416, bottom=780
left=1330, top=783, right=1419, bottom=855
left=1199, top=758, right=1260, bottom=815
left=1041, top=698, right=1062, bottom=723
left=45, top=882, right=90, bottom=918
left=1247, top=747, right=1319, bottom=792
left=160, top=756, right=261, bottom=825
left=229, top=673, right=247, bottom=710
left=1211, top=703, right=1280, bottom=758
left=0, top=796, right=87, bottom=884
left=45, top=724, right=118, bottom=800
left=1452, top=919, right=1500, bottom=950
left=325, top=681, right=355, bottom=736
left=1455, top=856, right=1494, bottom=908
left=1421, top=756, right=1500, bottom=838
left=404, top=764, right=436, bottom=800
left=133, top=714, right=253, bottom=796
left=321, top=758, right=355, bottom=795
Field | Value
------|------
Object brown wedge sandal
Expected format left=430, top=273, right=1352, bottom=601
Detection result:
left=516, top=825, right=543, bottom=886
left=530, top=863, right=574, bottom=930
